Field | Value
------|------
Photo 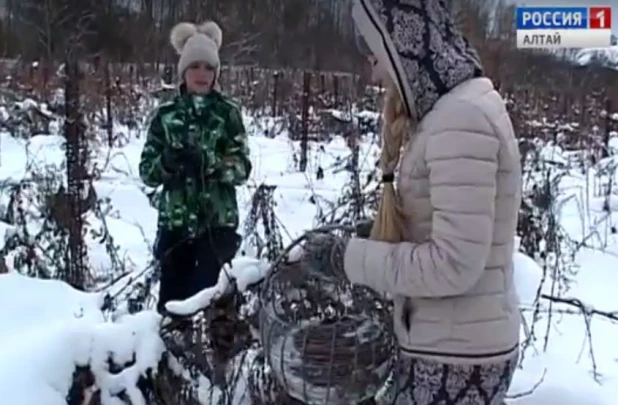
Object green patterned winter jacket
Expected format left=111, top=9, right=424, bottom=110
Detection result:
left=138, top=90, right=251, bottom=235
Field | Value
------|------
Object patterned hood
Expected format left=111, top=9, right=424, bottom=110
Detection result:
left=351, top=0, right=485, bottom=120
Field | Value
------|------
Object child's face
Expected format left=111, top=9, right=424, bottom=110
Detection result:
left=184, top=62, right=216, bottom=94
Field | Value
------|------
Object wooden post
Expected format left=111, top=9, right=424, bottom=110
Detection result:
left=272, top=71, right=280, bottom=116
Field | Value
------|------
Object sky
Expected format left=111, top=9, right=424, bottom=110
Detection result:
left=510, top=0, right=618, bottom=32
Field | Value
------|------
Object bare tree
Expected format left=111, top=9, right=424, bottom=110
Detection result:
left=60, top=1, right=96, bottom=289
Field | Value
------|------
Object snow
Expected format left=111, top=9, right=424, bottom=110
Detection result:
left=512, top=251, right=543, bottom=307
left=286, top=244, right=304, bottom=262
left=0, top=111, right=616, bottom=404
left=0, top=273, right=164, bottom=405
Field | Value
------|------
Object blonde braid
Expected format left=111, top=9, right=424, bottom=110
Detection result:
left=369, top=81, right=410, bottom=243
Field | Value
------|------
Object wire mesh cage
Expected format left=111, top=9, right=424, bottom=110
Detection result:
left=259, top=232, right=396, bottom=405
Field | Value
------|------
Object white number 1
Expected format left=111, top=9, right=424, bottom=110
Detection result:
left=597, top=10, right=606, bottom=28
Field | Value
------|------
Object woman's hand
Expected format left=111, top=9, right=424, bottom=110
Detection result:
left=300, top=232, right=349, bottom=280
left=355, top=219, right=374, bottom=239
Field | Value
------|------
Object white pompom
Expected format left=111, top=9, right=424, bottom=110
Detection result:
left=170, top=22, right=197, bottom=54
left=196, top=21, right=223, bottom=49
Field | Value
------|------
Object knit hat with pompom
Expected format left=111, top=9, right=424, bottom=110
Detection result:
left=170, top=21, right=223, bottom=79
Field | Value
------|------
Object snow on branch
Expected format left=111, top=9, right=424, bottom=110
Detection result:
left=164, top=257, right=270, bottom=317
left=64, top=311, right=165, bottom=405
left=86, top=313, right=164, bottom=404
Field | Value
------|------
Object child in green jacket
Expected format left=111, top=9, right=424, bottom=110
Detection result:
left=139, top=21, right=252, bottom=314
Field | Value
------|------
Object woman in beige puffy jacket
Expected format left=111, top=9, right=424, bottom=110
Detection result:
left=299, top=0, right=523, bottom=403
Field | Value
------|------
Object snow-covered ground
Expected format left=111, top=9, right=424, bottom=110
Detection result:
left=0, top=115, right=616, bottom=404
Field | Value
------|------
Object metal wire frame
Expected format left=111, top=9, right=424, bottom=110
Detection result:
left=258, top=225, right=396, bottom=405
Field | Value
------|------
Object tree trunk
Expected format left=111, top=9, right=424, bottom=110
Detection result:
left=63, top=56, right=88, bottom=289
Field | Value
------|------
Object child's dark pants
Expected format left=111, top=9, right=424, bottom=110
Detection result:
left=154, top=226, right=240, bottom=314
